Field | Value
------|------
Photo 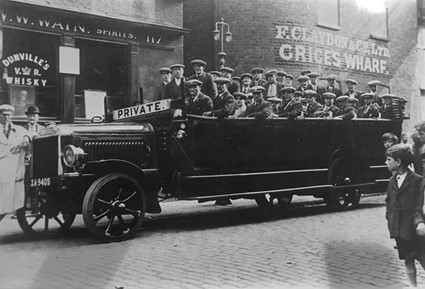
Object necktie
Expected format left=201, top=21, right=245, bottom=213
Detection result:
left=3, top=123, right=10, bottom=139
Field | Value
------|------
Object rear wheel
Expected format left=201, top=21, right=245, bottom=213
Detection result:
left=82, top=173, right=146, bottom=242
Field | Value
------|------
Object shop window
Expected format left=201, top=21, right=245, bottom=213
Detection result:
left=75, top=39, right=128, bottom=118
left=317, top=0, right=340, bottom=30
left=1, top=28, right=59, bottom=118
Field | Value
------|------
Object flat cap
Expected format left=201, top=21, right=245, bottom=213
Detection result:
left=322, top=92, right=336, bottom=98
left=360, top=92, right=374, bottom=98
left=367, top=80, right=381, bottom=86
left=297, top=75, right=309, bottom=82
left=209, top=71, right=220, bottom=77
left=347, top=97, right=359, bottom=103
left=304, top=89, right=317, bottom=96
left=232, top=76, right=241, bottom=82
left=267, top=97, right=282, bottom=104
left=233, top=92, right=248, bottom=99
left=345, top=79, right=358, bottom=85
left=307, top=72, right=320, bottom=78
left=251, top=67, right=264, bottom=73
left=265, top=69, right=277, bottom=76
left=300, top=69, right=312, bottom=75
left=285, top=74, right=294, bottom=80
left=186, top=79, right=203, bottom=86
left=170, top=64, right=185, bottom=70
left=214, top=77, right=230, bottom=84
left=335, top=95, right=349, bottom=102
left=381, top=93, right=396, bottom=99
left=190, top=59, right=207, bottom=66
left=250, top=86, right=265, bottom=93
left=240, top=73, right=253, bottom=80
left=294, top=91, right=304, bottom=97
left=159, top=67, right=172, bottom=74
left=220, top=66, right=234, bottom=73
left=0, top=104, right=14, bottom=113
left=281, top=86, right=295, bottom=93
left=276, top=70, right=287, bottom=76
left=326, top=74, right=337, bottom=81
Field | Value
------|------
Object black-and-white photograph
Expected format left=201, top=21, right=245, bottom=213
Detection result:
left=1, top=0, right=425, bottom=288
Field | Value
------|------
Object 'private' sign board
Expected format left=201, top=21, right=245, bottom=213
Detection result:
left=113, top=99, right=171, bottom=120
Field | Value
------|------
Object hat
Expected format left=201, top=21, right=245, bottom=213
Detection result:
left=232, top=76, right=241, bottom=82
left=360, top=92, right=374, bottom=99
left=300, top=97, right=309, bottom=103
left=297, top=75, right=309, bottom=82
left=267, top=97, right=282, bottom=104
left=326, top=74, right=337, bottom=81
left=240, top=73, right=253, bottom=80
left=307, top=72, right=320, bottom=78
left=170, top=64, right=185, bottom=70
left=265, top=69, right=277, bottom=77
left=233, top=92, right=248, bottom=99
left=281, top=87, right=295, bottom=93
left=250, top=86, right=265, bottom=93
left=209, top=71, right=220, bottom=77
left=294, top=91, right=304, bottom=97
left=285, top=74, right=294, bottom=80
left=300, top=69, right=312, bottom=75
left=276, top=70, right=287, bottom=77
left=304, top=90, right=317, bottom=96
left=347, top=97, right=359, bottom=103
left=335, top=95, right=349, bottom=102
left=322, top=92, right=336, bottom=98
left=381, top=93, right=395, bottom=99
left=159, top=67, right=172, bottom=74
left=186, top=79, right=203, bottom=86
left=214, top=77, right=230, bottom=84
left=190, top=59, right=207, bottom=66
left=367, top=80, right=381, bottom=86
left=220, top=67, right=234, bottom=73
left=345, top=79, right=358, bottom=85
left=0, top=104, right=14, bottom=113
left=251, top=67, right=264, bottom=74
left=25, top=105, right=41, bottom=115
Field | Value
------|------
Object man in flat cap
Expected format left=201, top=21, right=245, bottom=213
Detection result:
left=280, top=86, right=295, bottom=107
left=284, top=74, right=294, bottom=87
left=264, top=70, right=284, bottom=100
left=380, top=93, right=395, bottom=119
left=220, top=67, right=240, bottom=95
left=276, top=70, right=287, bottom=86
left=241, top=86, right=272, bottom=118
left=0, top=104, right=31, bottom=223
left=343, top=79, right=362, bottom=107
left=296, top=75, right=309, bottom=93
left=209, top=71, right=220, bottom=80
left=186, top=79, right=213, bottom=116
left=324, top=74, right=342, bottom=97
left=318, top=92, right=340, bottom=118
left=204, top=77, right=235, bottom=117
left=154, top=67, right=172, bottom=100
left=367, top=80, right=382, bottom=105
left=304, top=90, right=323, bottom=117
left=231, top=92, right=248, bottom=118
left=278, top=90, right=303, bottom=119
left=165, top=64, right=186, bottom=100
left=334, top=95, right=356, bottom=120
left=307, top=72, right=325, bottom=104
left=357, top=92, right=381, bottom=118
left=250, top=67, right=268, bottom=87
left=188, top=59, right=218, bottom=99
left=240, top=73, right=253, bottom=94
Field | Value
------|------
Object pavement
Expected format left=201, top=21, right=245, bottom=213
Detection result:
left=0, top=194, right=424, bottom=289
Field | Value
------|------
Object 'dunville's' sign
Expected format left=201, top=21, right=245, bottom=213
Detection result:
left=2, top=53, right=50, bottom=87
left=274, top=25, right=390, bottom=75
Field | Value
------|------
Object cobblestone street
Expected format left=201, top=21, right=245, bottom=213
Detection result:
left=0, top=195, right=423, bottom=289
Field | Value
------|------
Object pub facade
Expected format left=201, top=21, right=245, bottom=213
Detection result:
left=0, top=0, right=187, bottom=123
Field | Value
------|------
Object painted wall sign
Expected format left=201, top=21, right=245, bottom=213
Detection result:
left=274, top=25, right=390, bottom=74
left=2, top=53, right=50, bottom=86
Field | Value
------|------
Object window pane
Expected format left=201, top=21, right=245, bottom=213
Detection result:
left=317, top=0, right=340, bottom=27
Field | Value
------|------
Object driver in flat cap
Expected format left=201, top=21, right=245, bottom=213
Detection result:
left=186, top=79, right=213, bottom=116
left=0, top=104, right=31, bottom=223
left=188, top=59, right=218, bottom=99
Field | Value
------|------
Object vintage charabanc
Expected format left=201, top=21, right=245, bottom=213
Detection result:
left=17, top=97, right=404, bottom=242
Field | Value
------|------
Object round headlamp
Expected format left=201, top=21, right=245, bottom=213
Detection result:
left=63, top=145, right=86, bottom=167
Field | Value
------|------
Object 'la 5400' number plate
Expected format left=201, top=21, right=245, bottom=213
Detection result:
left=30, top=177, right=51, bottom=187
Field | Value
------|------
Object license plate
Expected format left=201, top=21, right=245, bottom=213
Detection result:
left=30, top=177, right=51, bottom=187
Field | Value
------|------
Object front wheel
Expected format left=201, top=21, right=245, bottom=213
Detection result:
left=82, top=173, right=146, bottom=242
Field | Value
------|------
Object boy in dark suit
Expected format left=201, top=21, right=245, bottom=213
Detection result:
left=385, top=144, right=425, bottom=287
left=165, top=64, right=186, bottom=100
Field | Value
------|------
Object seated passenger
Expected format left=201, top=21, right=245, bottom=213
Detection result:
left=267, top=97, right=282, bottom=117
left=264, top=70, right=284, bottom=99
left=240, top=73, right=253, bottom=94
left=318, top=92, right=340, bottom=118
left=186, top=79, right=213, bottom=116
left=304, top=90, right=323, bottom=117
left=297, top=97, right=309, bottom=119
left=203, top=77, right=235, bottom=117
left=380, top=94, right=394, bottom=119
left=357, top=92, right=381, bottom=118
left=280, top=86, right=295, bottom=107
left=278, top=90, right=303, bottom=119
left=334, top=95, right=356, bottom=120
left=231, top=92, right=248, bottom=118
left=241, top=86, right=272, bottom=119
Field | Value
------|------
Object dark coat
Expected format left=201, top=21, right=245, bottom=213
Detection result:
left=242, top=98, right=272, bottom=118
left=385, top=170, right=425, bottom=240
left=380, top=104, right=393, bottom=119
left=306, top=84, right=325, bottom=104
left=324, top=86, right=342, bottom=97
left=228, top=80, right=240, bottom=95
left=250, top=79, right=268, bottom=87
left=335, top=106, right=357, bottom=120
left=318, top=105, right=340, bottom=118
left=278, top=99, right=302, bottom=119
left=212, top=91, right=235, bottom=117
left=263, top=83, right=285, bottom=99
left=186, top=92, right=213, bottom=116
left=305, top=101, right=323, bottom=117
left=188, top=72, right=218, bottom=99
left=357, top=103, right=381, bottom=118
left=23, top=123, right=44, bottom=134
left=164, top=78, right=186, bottom=100
left=343, top=91, right=363, bottom=107
left=153, top=82, right=167, bottom=100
